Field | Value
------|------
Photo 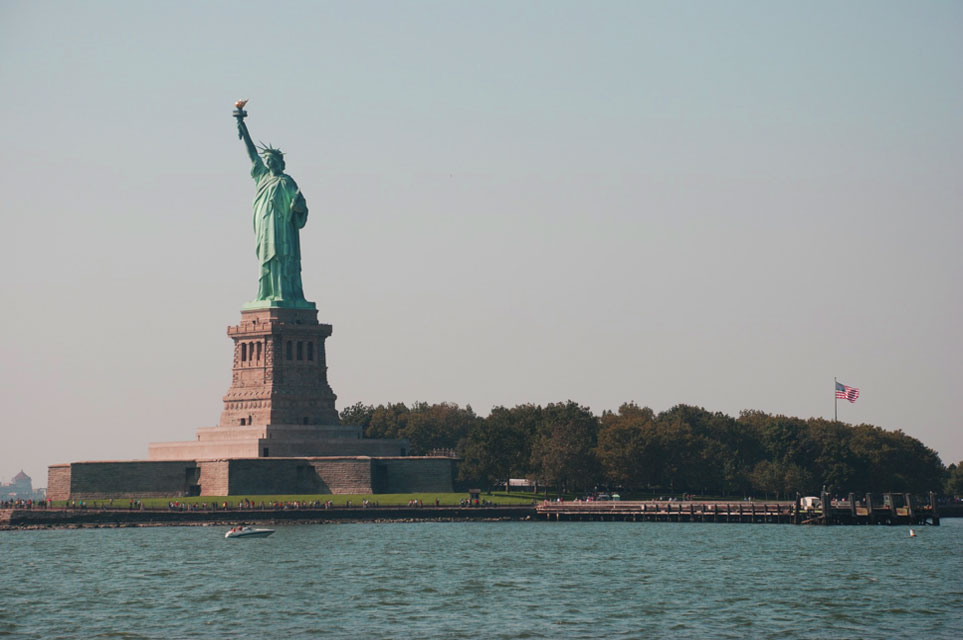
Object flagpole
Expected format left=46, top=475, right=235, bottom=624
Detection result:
left=834, top=376, right=837, bottom=421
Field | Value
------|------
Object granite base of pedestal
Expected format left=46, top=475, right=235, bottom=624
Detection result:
left=47, top=455, right=457, bottom=500
left=148, top=424, right=407, bottom=461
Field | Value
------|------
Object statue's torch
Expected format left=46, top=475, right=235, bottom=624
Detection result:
left=233, top=99, right=248, bottom=120
left=234, top=99, right=248, bottom=139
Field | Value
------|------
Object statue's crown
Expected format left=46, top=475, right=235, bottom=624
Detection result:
left=257, top=142, right=284, bottom=159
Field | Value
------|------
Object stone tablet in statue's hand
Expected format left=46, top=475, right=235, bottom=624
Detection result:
left=292, top=190, right=307, bottom=214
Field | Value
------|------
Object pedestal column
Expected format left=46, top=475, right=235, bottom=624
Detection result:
left=220, top=307, right=339, bottom=427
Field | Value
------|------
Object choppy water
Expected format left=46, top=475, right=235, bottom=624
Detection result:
left=1, top=519, right=961, bottom=639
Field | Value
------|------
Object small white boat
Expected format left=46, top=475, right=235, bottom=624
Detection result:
left=225, top=525, right=274, bottom=539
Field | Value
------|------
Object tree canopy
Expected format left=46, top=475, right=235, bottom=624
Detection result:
left=340, top=401, right=946, bottom=496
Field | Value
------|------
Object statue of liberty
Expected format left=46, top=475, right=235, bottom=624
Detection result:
left=234, top=100, right=314, bottom=309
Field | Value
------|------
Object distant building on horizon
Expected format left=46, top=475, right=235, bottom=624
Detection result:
left=1, top=470, right=45, bottom=501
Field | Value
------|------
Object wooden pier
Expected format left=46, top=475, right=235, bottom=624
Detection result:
left=535, top=492, right=941, bottom=526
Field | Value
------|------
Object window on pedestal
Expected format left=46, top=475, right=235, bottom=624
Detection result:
left=241, top=343, right=247, bottom=362
left=307, top=342, right=314, bottom=361
left=297, top=341, right=303, bottom=360
left=240, top=418, right=246, bottom=425
left=286, top=341, right=292, bottom=360
left=256, top=342, right=262, bottom=361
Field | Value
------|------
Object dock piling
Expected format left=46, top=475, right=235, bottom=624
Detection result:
left=929, top=491, right=940, bottom=526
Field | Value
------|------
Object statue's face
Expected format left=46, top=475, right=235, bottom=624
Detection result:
left=264, top=152, right=285, bottom=172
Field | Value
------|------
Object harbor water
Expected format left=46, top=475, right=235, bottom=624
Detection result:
left=1, top=519, right=960, bottom=638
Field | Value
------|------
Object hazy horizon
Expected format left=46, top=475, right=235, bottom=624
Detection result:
left=1, top=1, right=960, bottom=486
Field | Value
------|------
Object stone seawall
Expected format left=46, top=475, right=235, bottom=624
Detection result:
left=47, top=457, right=457, bottom=498
left=1, top=506, right=535, bottom=529
left=47, top=465, right=72, bottom=502
left=198, top=461, right=230, bottom=496
left=48, top=461, right=198, bottom=501
left=377, top=458, right=455, bottom=493
left=309, top=459, right=373, bottom=494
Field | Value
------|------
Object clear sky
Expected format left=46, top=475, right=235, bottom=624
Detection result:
left=1, top=1, right=960, bottom=486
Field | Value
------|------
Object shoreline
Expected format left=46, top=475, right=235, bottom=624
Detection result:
left=0, top=505, right=536, bottom=530
left=4, top=502, right=959, bottom=531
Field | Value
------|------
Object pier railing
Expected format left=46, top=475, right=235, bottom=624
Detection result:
left=536, top=492, right=941, bottom=526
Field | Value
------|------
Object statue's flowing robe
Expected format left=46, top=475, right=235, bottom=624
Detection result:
left=251, top=158, right=308, bottom=302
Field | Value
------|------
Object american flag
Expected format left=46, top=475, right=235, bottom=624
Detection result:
left=835, top=381, right=859, bottom=403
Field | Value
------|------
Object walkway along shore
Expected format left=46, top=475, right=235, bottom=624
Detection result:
left=0, top=505, right=536, bottom=530
left=3, top=493, right=954, bottom=530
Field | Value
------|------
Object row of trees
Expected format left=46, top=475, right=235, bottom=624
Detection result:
left=339, top=401, right=951, bottom=497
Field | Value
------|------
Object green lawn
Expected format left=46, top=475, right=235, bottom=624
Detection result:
left=52, top=491, right=545, bottom=509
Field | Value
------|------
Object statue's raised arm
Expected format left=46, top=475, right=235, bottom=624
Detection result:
left=234, top=100, right=260, bottom=166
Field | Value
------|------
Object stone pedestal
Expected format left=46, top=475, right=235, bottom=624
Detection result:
left=146, top=307, right=411, bottom=465
left=220, top=307, right=339, bottom=427
left=147, top=307, right=411, bottom=462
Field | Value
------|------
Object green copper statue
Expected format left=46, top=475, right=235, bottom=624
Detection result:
left=234, top=100, right=314, bottom=309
